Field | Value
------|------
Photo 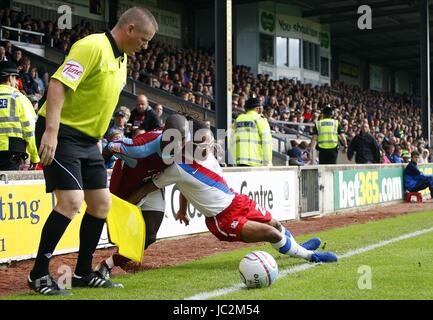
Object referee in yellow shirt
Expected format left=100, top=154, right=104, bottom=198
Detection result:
left=28, top=7, right=158, bottom=295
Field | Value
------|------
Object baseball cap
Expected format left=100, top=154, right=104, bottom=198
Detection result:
left=114, top=110, right=126, bottom=117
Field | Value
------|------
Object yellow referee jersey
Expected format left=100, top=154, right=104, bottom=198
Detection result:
left=38, top=32, right=127, bottom=139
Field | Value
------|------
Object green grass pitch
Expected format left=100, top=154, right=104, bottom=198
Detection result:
left=4, top=210, right=433, bottom=300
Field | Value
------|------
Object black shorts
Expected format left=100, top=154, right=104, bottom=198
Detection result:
left=35, top=117, right=107, bottom=193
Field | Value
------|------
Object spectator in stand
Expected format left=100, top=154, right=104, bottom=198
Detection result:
left=129, top=94, right=150, bottom=128
left=303, top=104, right=313, bottom=123
left=10, top=49, right=22, bottom=67
left=105, top=110, right=128, bottom=139
left=31, top=66, right=45, bottom=96
left=154, top=104, right=163, bottom=118
left=102, top=129, right=124, bottom=169
left=347, top=123, right=381, bottom=164
left=392, top=145, right=404, bottom=163
left=110, top=106, right=131, bottom=138
left=22, top=24, right=33, bottom=44
left=117, top=106, right=131, bottom=122
left=180, top=90, right=189, bottom=101
left=264, top=106, right=278, bottom=131
left=384, top=144, right=394, bottom=163
left=19, top=57, right=40, bottom=97
left=287, top=140, right=307, bottom=166
left=380, top=149, right=391, bottom=164
left=400, top=140, right=411, bottom=160
left=0, top=46, right=7, bottom=61
left=2, top=41, right=12, bottom=60
left=402, top=153, right=411, bottom=163
left=419, top=148, right=430, bottom=164
left=128, top=94, right=160, bottom=132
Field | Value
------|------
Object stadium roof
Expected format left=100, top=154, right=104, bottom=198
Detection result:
left=186, top=0, right=428, bottom=75
left=297, top=0, right=425, bottom=75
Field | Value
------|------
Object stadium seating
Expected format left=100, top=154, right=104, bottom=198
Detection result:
left=2, top=7, right=430, bottom=167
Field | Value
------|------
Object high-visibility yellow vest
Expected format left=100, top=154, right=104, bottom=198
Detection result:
left=0, top=84, right=40, bottom=163
left=317, top=118, right=339, bottom=149
left=232, top=110, right=272, bottom=166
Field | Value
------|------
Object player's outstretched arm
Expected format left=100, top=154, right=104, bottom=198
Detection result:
left=115, top=136, right=160, bottom=158
left=126, top=180, right=159, bottom=204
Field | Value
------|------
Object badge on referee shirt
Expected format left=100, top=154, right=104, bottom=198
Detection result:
left=61, top=60, right=84, bottom=82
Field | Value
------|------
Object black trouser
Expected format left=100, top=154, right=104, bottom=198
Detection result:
left=0, top=151, right=23, bottom=170
left=142, top=210, right=165, bottom=249
left=318, top=147, right=338, bottom=165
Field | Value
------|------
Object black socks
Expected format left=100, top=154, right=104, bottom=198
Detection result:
left=30, top=210, right=71, bottom=280
left=74, top=213, right=105, bottom=277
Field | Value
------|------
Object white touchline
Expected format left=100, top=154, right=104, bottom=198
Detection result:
left=185, top=226, right=433, bottom=300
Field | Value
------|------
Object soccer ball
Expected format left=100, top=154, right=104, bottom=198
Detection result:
left=239, top=251, right=278, bottom=289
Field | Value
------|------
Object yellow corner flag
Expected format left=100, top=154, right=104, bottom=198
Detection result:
left=106, top=194, right=146, bottom=263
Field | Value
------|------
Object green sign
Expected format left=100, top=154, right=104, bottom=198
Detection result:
left=319, top=32, right=329, bottom=49
left=261, top=11, right=275, bottom=33
left=334, top=168, right=404, bottom=210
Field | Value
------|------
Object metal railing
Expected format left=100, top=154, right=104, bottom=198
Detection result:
left=271, top=120, right=313, bottom=160
left=124, top=78, right=216, bottom=126
left=136, top=70, right=215, bottom=109
left=13, top=44, right=216, bottom=126
left=270, top=119, right=314, bottom=139
left=0, top=25, right=45, bottom=44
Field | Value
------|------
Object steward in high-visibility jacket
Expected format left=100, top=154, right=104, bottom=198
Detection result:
left=0, top=61, right=39, bottom=170
left=232, top=97, right=272, bottom=166
left=310, top=106, right=347, bottom=165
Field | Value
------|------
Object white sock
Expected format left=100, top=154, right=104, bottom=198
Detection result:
left=105, top=256, right=115, bottom=269
left=271, top=235, right=288, bottom=252
left=275, top=227, right=313, bottom=260
left=286, top=237, right=313, bottom=260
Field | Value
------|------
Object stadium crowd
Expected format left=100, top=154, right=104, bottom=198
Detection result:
left=1, top=8, right=430, bottom=170
left=228, top=65, right=428, bottom=165
left=0, top=8, right=94, bottom=54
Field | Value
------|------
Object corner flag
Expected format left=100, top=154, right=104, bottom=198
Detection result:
left=106, top=194, right=146, bottom=262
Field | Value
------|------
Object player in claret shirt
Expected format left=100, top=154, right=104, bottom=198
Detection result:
left=95, top=114, right=188, bottom=282
left=127, top=122, right=338, bottom=265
